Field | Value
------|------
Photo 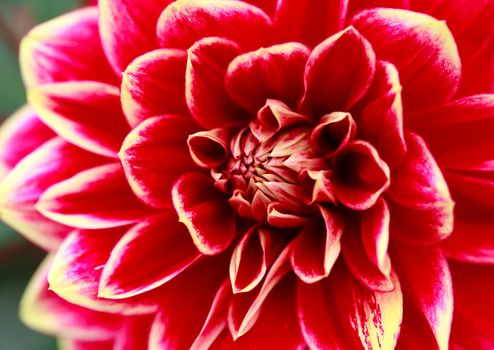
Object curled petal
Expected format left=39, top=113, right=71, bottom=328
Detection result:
left=291, top=206, right=343, bottom=283
left=226, top=43, right=310, bottom=113
left=172, top=172, right=235, bottom=255
left=37, top=163, right=152, bottom=229
left=119, top=115, right=198, bottom=208
left=300, top=26, right=376, bottom=116
left=332, top=141, right=390, bottom=210
left=98, top=0, right=169, bottom=73
left=188, top=128, right=229, bottom=168
left=28, top=82, right=129, bottom=158
left=156, top=0, right=272, bottom=50
left=99, top=212, right=202, bottom=299
left=20, top=7, right=117, bottom=89
left=361, top=197, right=390, bottom=272
left=186, top=37, right=249, bottom=129
left=310, top=112, right=356, bottom=158
left=352, top=8, right=461, bottom=109
left=121, top=49, right=189, bottom=127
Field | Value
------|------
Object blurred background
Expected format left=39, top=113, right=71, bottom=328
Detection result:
left=0, top=1, right=79, bottom=349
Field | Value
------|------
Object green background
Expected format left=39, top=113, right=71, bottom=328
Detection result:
left=0, top=1, right=78, bottom=349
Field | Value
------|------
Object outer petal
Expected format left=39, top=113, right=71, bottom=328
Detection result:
left=20, top=255, right=120, bottom=340
left=119, top=115, right=198, bottom=208
left=186, top=37, right=249, bottom=129
left=20, top=7, right=117, bottom=88
left=98, top=0, right=170, bottom=73
left=349, top=0, right=409, bottom=16
left=48, top=228, right=158, bottom=314
left=298, top=261, right=403, bottom=350
left=156, top=0, right=272, bottom=50
left=0, top=106, right=54, bottom=178
left=58, top=339, right=114, bottom=350
left=300, top=27, right=376, bottom=116
left=37, top=163, right=152, bottom=229
left=391, top=243, right=453, bottom=350
left=274, top=0, right=348, bottom=47
left=226, top=43, right=309, bottom=114
left=387, top=132, right=454, bottom=244
left=352, top=8, right=461, bottom=109
left=121, top=49, right=188, bottom=127
left=113, top=316, right=154, bottom=350
left=99, top=212, right=202, bottom=299
left=172, top=172, right=236, bottom=255
left=28, top=82, right=130, bottom=158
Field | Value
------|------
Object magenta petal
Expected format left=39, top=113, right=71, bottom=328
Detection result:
left=20, top=7, right=117, bottom=89
left=37, top=163, right=153, bottom=229
left=187, top=128, right=230, bottom=169
left=99, top=212, right=202, bottom=299
left=29, top=82, right=130, bottom=158
left=172, top=172, right=236, bottom=255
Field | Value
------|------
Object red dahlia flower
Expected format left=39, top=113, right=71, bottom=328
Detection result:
left=1, top=0, right=493, bottom=349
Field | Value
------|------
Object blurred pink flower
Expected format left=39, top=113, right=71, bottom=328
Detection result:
left=1, top=0, right=493, bottom=349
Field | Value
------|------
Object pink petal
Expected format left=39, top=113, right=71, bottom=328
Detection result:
left=187, top=128, right=230, bottom=169
left=234, top=275, right=305, bottom=349
left=28, top=82, right=129, bottom=158
left=121, top=49, right=188, bottom=127
left=0, top=106, right=54, bottom=178
left=332, top=140, right=390, bottom=210
left=58, top=339, right=114, bottom=350
left=225, top=43, right=309, bottom=113
left=354, top=61, right=407, bottom=168
left=119, top=115, right=198, bottom=208
left=409, top=95, right=494, bottom=170
left=300, top=26, right=376, bottom=116
left=352, top=8, right=461, bottom=110
left=228, top=243, right=292, bottom=338
left=290, top=206, right=343, bottom=283
left=20, top=255, right=120, bottom=340
left=387, top=132, right=454, bottom=244
left=37, top=163, right=153, bottom=229
left=156, top=0, right=272, bottom=50
left=149, top=256, right=229, bottom=350
left=274, top=0, right=349, bottom=47
left=186, top=37, right=249, bottom=129
left=99, top=212, right=201, bottom=299
left=48, top=228, right=158, bottom=314
left=298, top=261, right=403, bottom=350
left=391, top=242, right=453, bottom=350
left=98, top=0, right=170, bottom=73
left=19, top=7, right=117, bottom=89
left=113, top=316, right=154, bottom=350
left=310, top=112, right=356, bottom=158
left=172, top=172, right=236, bottom=255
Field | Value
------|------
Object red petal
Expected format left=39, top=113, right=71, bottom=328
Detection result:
left=119, top=115, right=198, bottom=208
left=348, top=0, right=409, bottom=16
left=121, top=49, right=188, bottom=127
left=242, top=0, right=277, bottom=17
left=19, top=7, right=117, bottom=89
left=300, top=26, right=376, bottom=116
left=298, top=261, right=403, bottom=350
left=172, top=172, right=236, bottom=255
left=228, top=243, right=292, bottom=338
left=310, top=112, right=356, bottom=158
left=409, top=95, right=494, bottom=170
left=186, top=37, right=249, bottom=129
left=156, top=0, right=272, bottom=50
left=113, top=316, right=153, bottom=350
left=148, top=256, right=229, bottom=350
left=59, top=339, right=114, bottom=350
left=0, top=106, right=54, bottom=177
left=29, top=82, right=129, bottom=158
left=20, top=255, right=120, bottom=340
left=37, top=163, right=152, bottom=229
left=187, top=128, right=229, bottom=168
left=448, top=262, right=494, bottom=350
left=99, top=212, right=201, bottom=299
left=225, top=43, right=309, bottom=113
left=333, top=140, right=390, bottom=210
left=234, top=275, right=305, bottom=350
left=274, top=0, right=349, bottom=47
left=98, top=0, right=170, bottom=73
left=48, top=228, right=157, bottom=314
left=387, top=132, right=454, bottom=244
left=352, top=8, right=461, bottom=110
left=392, top=243, right=453, bottom=350
left=355, top=61, right=407, bottom=168
left=291, top=206, right=343, bottom=283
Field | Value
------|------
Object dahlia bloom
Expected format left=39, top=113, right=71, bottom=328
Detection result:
left=1, top=0, right=493, bottom=349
